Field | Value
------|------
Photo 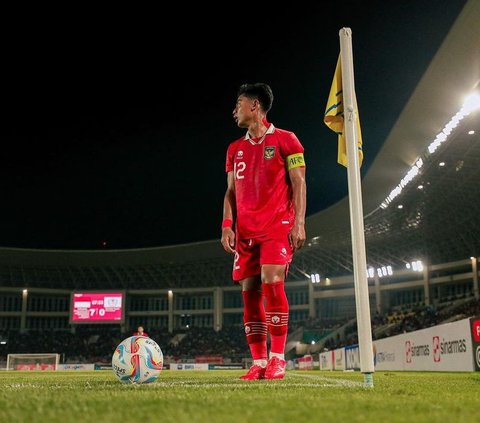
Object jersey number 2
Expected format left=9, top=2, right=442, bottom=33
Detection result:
left=234, top=162, right=246, bottom=180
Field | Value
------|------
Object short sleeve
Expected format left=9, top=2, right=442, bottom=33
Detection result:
left=225, top=143, right=235, bottom=173
left=280, top=131, right=304, bottom=157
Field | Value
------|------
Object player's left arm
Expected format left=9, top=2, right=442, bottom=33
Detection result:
left=287, top=158, right=306, bottom=251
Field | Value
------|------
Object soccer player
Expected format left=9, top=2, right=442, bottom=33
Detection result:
left=133, top=325, right=149, bottom=337
left=221, top=83, right=306, bottom=380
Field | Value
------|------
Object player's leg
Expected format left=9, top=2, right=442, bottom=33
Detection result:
left=239, top=275, right=267, bottom=379
left=262, top=264, right=289, bottom=379
left=260, top=234, right=292, bottom=379
left=234, top=239, right=267, bottom=380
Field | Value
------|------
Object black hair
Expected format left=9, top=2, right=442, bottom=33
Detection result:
left=237, top=83, right=274, bottom=113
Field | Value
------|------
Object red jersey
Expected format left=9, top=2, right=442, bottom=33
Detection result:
left=225, top=124, right=305, bottom=239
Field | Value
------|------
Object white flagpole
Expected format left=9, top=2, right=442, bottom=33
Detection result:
left=339, top=27, right=375, bottom=387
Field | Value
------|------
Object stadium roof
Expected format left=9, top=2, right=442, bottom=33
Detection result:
left=0, top=0, right=479, bottom=289
left=297, top=0, right=480, bottom=279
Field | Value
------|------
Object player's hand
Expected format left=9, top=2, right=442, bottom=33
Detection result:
left=289, top=223, right=306, bottom=252
left=221, top=227, right=236, bottom=254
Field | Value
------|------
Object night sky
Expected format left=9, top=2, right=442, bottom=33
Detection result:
left=2, top=1, right=467, bottom=250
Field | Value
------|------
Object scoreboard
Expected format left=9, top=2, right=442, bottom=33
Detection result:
left=70, top=291, right=125, bottom=324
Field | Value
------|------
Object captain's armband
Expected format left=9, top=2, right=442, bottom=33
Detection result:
left=286, top=153, right=305, bottom=170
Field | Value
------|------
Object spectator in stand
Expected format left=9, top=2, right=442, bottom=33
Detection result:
left=133, top=326, right=149, bottom=337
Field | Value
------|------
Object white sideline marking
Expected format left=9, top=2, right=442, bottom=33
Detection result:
left=287, top=373, right=364, bottom=388
left=2, top=383, right=40, bottom=389
left=136, top=374, right=363, bottom=389
left=148, top=382, right=342, bottom=389
left=1, top=375, right=363, bottom=390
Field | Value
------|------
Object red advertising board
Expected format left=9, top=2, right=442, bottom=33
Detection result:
left=16, top=364, right=56, bottom=371
left=471, top=317, right=480, bottom=371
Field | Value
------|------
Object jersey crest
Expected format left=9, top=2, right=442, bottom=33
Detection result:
left=264, top=146, right=275, bottom=159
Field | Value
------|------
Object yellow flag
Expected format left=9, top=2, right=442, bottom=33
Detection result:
left=324, top=55, right=363, bottom=167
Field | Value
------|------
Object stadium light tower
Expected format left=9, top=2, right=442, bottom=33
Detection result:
left=463, top=91, right=480, bottom=114
left=21, top=289, right=28, bottom=333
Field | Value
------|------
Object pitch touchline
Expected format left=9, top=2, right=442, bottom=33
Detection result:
left=287, top=373, right=364, bottom=387
left=147, top=382, right=347, bottom=389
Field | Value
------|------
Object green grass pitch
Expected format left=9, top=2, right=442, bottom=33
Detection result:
left=1, top=370, right=479, bottom=422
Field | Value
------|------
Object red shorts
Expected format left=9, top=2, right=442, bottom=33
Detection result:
left=232, top=231, right=293, bottom=282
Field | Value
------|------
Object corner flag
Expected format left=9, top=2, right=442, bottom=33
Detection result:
left=324, top=55, right=363, bottom=167
left=326, top=29, right=374, bottom=386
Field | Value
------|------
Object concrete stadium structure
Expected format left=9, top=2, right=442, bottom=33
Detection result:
left=0, top=0, right=479, bottom=333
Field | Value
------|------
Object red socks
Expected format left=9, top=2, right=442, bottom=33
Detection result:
left=264, top=281, right=289, bottom=355
left=242, top=282, right=290, bottom=359
left=242, top=290, right=267, bottom=360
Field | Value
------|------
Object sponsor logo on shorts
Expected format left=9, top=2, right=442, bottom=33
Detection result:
left=280, top=247, right=287, bottom=257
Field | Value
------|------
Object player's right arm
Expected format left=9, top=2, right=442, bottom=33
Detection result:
left=221, top=170, right=236, bottom=254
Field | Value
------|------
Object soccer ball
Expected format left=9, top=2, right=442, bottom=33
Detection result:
left=112, top=336, right=163, bottom=384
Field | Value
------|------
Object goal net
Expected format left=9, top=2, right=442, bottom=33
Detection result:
left=6, top=353, right=60, bottom=371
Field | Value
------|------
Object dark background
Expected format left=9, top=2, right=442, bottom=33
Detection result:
left=1, top=1, right=467, bottom=249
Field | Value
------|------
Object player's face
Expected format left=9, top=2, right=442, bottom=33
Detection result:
left=233, top=95, right=254, bottom=128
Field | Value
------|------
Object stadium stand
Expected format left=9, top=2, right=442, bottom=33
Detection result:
left=0, top=0, right=479, bottom=367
